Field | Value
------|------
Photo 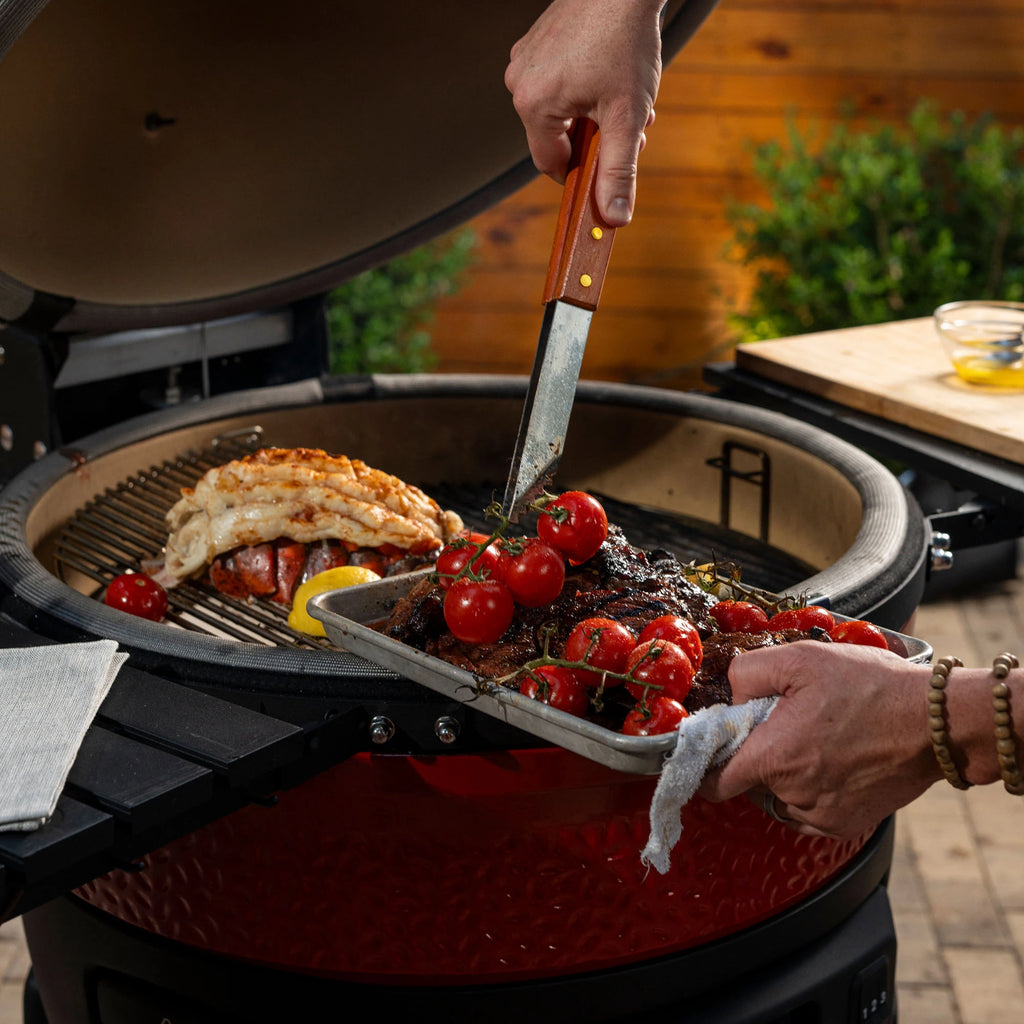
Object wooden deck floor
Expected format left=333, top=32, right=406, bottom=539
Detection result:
left=1, top=563, right=1023, bottom=1023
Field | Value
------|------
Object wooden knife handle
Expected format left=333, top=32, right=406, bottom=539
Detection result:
left=541, top=118, right=617, bottom=311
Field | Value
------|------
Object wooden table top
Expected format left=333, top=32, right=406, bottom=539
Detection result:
left=735, top=317, right=1024, bottom=466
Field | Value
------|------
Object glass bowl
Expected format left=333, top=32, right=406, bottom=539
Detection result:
left=934, top=300, right=1024, bottom=387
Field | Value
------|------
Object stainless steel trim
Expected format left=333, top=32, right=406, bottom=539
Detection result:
left=54, top=310, right=293, bottom=389
left=309, top=574, right=933, bottom=776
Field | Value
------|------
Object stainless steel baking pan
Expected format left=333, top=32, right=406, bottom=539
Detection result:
left=309, top=574, right=933, bottom=775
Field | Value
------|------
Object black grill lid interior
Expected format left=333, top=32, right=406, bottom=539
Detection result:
left=0, top=0, right=718, bottom=333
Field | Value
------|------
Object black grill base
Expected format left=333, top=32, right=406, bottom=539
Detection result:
left=23, top=821, right=897, bottom=1024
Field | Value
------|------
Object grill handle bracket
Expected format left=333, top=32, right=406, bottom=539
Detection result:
left=706, top=441, right=772, bottom=542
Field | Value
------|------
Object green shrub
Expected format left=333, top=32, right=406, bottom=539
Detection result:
left=324, top=229, right=476, bottom=374
left=726, top=102, right=1024, bottom=343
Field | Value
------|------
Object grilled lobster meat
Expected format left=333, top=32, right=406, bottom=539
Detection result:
left=208, top=538, right=431, bottom=605
left=156, top=447, right=464, bottom=591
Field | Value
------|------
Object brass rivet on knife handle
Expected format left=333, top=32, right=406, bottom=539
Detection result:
left=542, top=119, right=617, bottom=312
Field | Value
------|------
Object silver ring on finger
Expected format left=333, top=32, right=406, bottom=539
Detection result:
left=762, top=791, right=791, bottom=823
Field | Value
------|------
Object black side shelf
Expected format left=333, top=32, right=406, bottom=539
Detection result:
left=0, top=619, right=365, bottom=922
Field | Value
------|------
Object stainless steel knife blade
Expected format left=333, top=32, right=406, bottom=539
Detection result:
left=502, top=300, right=592, bottom=516
left=502, top=120, right=616, bottom=521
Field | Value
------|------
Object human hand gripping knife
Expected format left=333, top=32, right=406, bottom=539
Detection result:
left=502, top=118, right=616, bottom=521
left=500, top=120, right=779, bottom=872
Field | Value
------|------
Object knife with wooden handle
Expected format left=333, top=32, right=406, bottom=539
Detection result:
left=502, top=119, right=617, bottom=521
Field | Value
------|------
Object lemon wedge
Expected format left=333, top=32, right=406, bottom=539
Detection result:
left=287, top=565, right=382, bottom=636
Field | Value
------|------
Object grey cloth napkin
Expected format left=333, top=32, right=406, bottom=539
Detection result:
left=641, top=696, right=779, bottom=874
left=0, top=639, right=127, bottom=832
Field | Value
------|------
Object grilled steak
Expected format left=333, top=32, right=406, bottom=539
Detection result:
left=381, top=523, right=830, bottom=714
left=686, top=627, right=830, bottom=710
left=382, top=524, right=718, bottom=676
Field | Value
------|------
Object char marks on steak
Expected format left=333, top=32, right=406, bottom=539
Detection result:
left=565, top=526, right=720, bottom=634
left=382, top=524, right=719, bottom=677
left=686, top=628, right=829, bottom=711
left=381, top=522, right=832, bottom=715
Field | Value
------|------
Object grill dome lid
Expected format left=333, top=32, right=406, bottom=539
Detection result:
left=0, top=0, right=718, bottom=334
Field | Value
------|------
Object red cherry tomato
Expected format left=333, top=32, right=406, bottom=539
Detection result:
left=519, top=665, right=589, bottom=717
left=537, top=491, right=609, bottom=565
left=768, top=605, right=836, bottom=632
left=624, top=639, right=695, bottom=704
left=638, top=614, right=703, bottom=669
left=443, top=578, right=514, bottom=644
left=564, top=617, right=636, bottom=687
left=710, top=600, right=770, bottom=633
left=460, top=531, right=494, bottom=544
left=104, top=573, right=168, bottom=622
left=496, top=538, right=566, bottom=608
left=623, top=695, right=689, bottom=736
left=829, top=619, right=890, bottom=649
left=434, top=538, right=500, bottom=590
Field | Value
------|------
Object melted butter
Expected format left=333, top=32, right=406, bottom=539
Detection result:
left=951, top=355, right=1024, bottom=387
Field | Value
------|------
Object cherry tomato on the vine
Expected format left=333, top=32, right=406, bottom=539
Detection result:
left=768, top=605, right=836, bottom=633
left=496, top=537, right=566, bottom=608
left=537, top=491, right=608, bottom=565
left=638, top=615, right=703, bottom=669
left=434, top=538, right=500, bottom=590
left=829, top=619, right=889, bottom=649
left=564, top=617, right=636, bottom=686
left=443, top=578, right=514, bottom=645
left=622, top=695, right=688, bottom=736
left=624, top=639, right=695, bottom=704
left=104, top=572, right=168, bottom=622
left=519, top=665, right=589, bottom=717
left=709, top=599, right=770, bottom=634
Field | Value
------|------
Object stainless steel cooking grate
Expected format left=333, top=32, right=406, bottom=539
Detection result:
left=53, top=427, right=338, bottom=650
left=53, top=427, right=820, bottom=653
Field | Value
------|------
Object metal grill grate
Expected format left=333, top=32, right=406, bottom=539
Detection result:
left=53, top=428, right=341, bottom=651
left=53, top=431, right=816, bottom=652
left=428, top=483, right=816, bottom=593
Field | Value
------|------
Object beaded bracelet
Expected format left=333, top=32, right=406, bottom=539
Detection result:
left=992, top=652, right=1024, bottom=795
left=928, top=655, right=971, bottom=790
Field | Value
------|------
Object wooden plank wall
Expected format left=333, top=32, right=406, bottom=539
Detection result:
left=427, top=0, right=1024, bottom=389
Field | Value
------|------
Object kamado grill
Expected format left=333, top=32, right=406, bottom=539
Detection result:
left=1, top=2, right=1011, bottom=1022
left=5, top=375, right=926, bottom=1022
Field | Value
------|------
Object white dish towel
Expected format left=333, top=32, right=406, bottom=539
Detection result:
left=0, top=639, right=127, bottom=832
left=641, top=696, right=779, bottom=874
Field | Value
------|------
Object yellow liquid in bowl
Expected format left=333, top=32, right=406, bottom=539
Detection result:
left=952, top=355, right=1024, bottom=387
